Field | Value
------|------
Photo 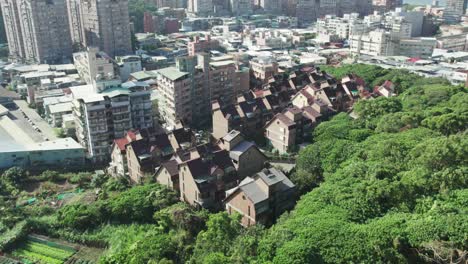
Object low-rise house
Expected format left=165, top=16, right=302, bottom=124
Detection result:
left=250, top=57, right=279, bottom=83
left=155, top=160, right=180, bottom=191
left=47, top=102, right=73, bottom=127
left=265, top=106, right=321, bottom=154
left=109, top=128, right=173, bottom=182
left=179, top=149, right=239, bottom=210
left=341, top=74, right=368, bottom=100
left=167, top=123, right=197, bottom=151
left=211, top=88, right=291, bottom=139
left=126, top=132, right=174, bottom=183
left=109, top=130, right=144, bottom=178
left=224, top=168, right=296, bottom=227
left=374, top=80, right=396, bottom=97
left=217, top=130, right=268, bottom=178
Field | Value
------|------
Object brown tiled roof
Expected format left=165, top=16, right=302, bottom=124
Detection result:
left=171, top=127, right=194, bottom=146
left=302, top=106, right=322, bottom=120
left=287, top=106, right=302, bottom=115
left=276, top=113, right=295, bottom=127
left=161, top=160, right=179, bottom=177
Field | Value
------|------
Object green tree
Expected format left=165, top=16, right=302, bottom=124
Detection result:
left=191, top=213, right=241, bottom=263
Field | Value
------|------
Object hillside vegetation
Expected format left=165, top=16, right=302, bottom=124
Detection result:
left=1, top=65, right=466, bottom=263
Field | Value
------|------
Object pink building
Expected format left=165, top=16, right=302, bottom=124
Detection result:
left=188, top=35, right=220, bottom=56
left=143, top=12, right=154, bottom=33
left=164, top=18, right=180, bottom=34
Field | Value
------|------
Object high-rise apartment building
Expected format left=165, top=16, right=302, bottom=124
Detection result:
left=72, top=48, right=153, bottom=163
left=156, top=55, right=249, bottom=129
left=66, top=0, right=85, bottom=46
left=443, top=0, right=468, bottom=23
left=187, top=0, right=214, bottom=16
left=229, top=0, right=253, bottom=15
left=372, top=0, right=402, bottom=12
left=296, top=0, right=317, bottom=25
left=1, top=0, right=73, bottom=63
left=259, top=0, right=281, bottom=14
left=0, top=0, right=24, bottom=61
left=73, top=0, right=132, bottom=57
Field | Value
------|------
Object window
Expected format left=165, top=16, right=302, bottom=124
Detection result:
left=248, top=206, right=251, bottom=216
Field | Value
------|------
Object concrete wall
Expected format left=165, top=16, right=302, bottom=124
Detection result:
left=237, top=147, right=267, bottom=178
left=226, top=190, right=257, bottom=226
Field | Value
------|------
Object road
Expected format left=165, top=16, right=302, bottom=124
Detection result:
left=14, top=100, right=58, bottom=141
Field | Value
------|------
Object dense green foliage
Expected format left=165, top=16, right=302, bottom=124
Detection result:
left=256, top=65, right=468, bottom=263
left=1, top=65, right=466, bottom=263
left=128, top=0, right=157, bottom=33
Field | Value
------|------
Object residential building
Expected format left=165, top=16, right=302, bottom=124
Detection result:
left=155, top=160, right=180, bottom=191
left=217, top=130, right=268, bottom=178
left=250, top=57, right=279, bottom=83
left=0, top=0, right=24, bottom=61
left=436, top=34, right=468, bottom=51
left=230, top=0, right=253, bottom=16
left=157, top=55, right=249, bottom=129
left=116, top=56, right=143, bottom=82
left=178, top=147, right=239, bottom=210
left=399, top=38, right=437, bottom=59
left=47, top=102, right=73, bottom=127
left=78, top=0, right=132, bottom=57
left=443, top=0, right=468, bottom=23
left=372, top=0, right=402, bottom=12
left=66, top=0, right=85, bottom=46
left=1, top=0, right=73, bottom=63
left=109, top=130, right=139, bottom=177
left=295, top=0, right=318, bottom=25
left=187, top=0, right=213, bottom=16
left=211, top=88, right=290, bottom=140
left=155, top=65, right=192, bottom=129
left=167, top=124, right=197, bottom=151
left=265, top=106, right=317, bottom=153
left=317, top=13, right=364, bottom=41
left=143, top=12, right=155, bottom=33
left=125, top=130, right=174, bottom=183
left=72, top=81, right=153, bottom=163
left=373, top=80, right=396, bottom=97
left=73, top=47, right=116, bottom=86
left=224, top=168, right=296, bottom=226
left=210, top=69, right=326, bottom=140
left=259, top=0, right=281, bottom=14
left=188, top=35, right=220, bottom=56
left=350, top=30, right=399, bottom=57
left=156, top=0, right=186, bottom=8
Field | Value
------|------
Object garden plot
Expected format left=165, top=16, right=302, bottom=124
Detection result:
left=10, top=236, right=76, bottom=264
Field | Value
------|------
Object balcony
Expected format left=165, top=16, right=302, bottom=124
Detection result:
left=111, top=100, right=130, bottom=108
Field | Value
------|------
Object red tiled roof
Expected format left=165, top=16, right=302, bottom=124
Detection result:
left=127, top=130, right=137, bottom=141
left=114, top=138, right=130, bottom=152
left=382, top=80, right=394, bottom=89
left=407, top=57, right=421, bottom=63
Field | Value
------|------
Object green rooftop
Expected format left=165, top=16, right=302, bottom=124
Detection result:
left=130, top=71, right=158, bottom=81
left=101, top=86, right=130, bottom=98
left=156, top=67, right=189, bottom=81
